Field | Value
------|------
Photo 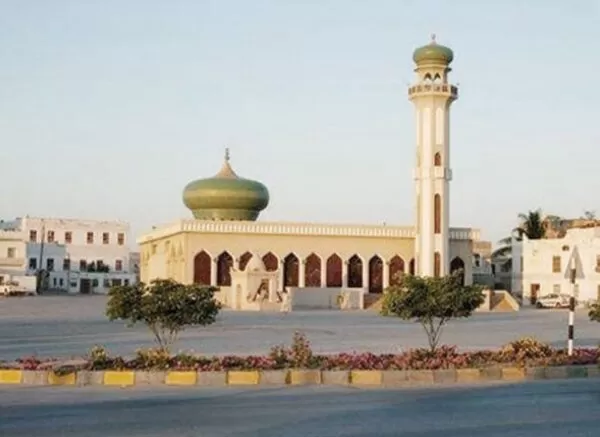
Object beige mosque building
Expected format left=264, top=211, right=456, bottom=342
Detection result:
left=138, top=37, right=482, bottom=306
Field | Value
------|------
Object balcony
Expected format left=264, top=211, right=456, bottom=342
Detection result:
left=408, top=84, right=458, bottom=99
left=0, top=257, right=25, bottom=267
left=0, top=229, right=24, bottom=241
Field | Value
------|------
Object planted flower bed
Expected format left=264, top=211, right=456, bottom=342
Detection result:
left=1, top=335, right=599, bottom=375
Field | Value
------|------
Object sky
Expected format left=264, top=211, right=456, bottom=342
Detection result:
left=1, top=0, right=600, bottom=246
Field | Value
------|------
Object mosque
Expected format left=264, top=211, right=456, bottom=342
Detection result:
left=138, top=37, right=480, bottom=303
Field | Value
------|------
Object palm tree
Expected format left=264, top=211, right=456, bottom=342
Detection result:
left=492, top=209, right=548, bottom=270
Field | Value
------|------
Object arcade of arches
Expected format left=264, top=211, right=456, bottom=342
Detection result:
left=193, top=250, right=466, bottom=293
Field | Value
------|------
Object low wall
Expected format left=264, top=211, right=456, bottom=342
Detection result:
left=1, top=365, right=597, bottom=387
left=288, top=287, right=366, bottom=310
left=475, top=289, right=493, bottom=312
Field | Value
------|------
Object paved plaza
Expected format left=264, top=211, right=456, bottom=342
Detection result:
left=0, top=295, right=598, bottom=359
left=1, top=379, right=600, bottom=436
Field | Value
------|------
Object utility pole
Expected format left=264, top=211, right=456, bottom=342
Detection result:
left=568, top=254, right=577, bottom=356
left=36, top=220, right=46, bottom=294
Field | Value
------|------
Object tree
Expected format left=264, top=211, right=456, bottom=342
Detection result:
left=589, top=303, right=600, bottom=323
left=106, top=279, right=221, bottom=354
left=492, top=209, right=549, bottom=269
left=381, top=271, right=484, bottom=352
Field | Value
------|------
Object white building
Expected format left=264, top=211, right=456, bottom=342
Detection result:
left=0, top=216, right=137, bottom=293
left=512, top=227, right=600, bottom=306
left=0, top=224, right=28, bottom=284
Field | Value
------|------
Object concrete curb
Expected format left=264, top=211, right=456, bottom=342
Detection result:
left=0, top=365, right=598, bottom=387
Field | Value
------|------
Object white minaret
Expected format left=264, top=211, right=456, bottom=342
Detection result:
left=409, top=35, right=458, bottom=277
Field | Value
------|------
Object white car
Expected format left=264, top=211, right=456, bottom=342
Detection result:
left=535, top=293, right=571, bottom=309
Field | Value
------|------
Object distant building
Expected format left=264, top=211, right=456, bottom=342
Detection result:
left=0, top=223, right=27, bottom=284
left=0, top=216, right=137, bottom=293
left=512, top=227, right=600, bottom=306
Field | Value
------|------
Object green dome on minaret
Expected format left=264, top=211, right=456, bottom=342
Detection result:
left=412, top=34, right=454, bottom=65
left=182, top=149, right=270, bottom=221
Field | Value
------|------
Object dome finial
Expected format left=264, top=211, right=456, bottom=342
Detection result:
left=225, top=147, right=230, bottom=162
left=431, top=33, right=437, bottom=44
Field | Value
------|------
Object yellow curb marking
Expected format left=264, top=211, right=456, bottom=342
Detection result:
left=0, top=370, right=22, bottom=384
left=103, top=371, right=135, bottom=386
left=228, top=371, right=260, bottom=385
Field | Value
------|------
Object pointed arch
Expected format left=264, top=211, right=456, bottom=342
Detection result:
left=305, top=253, right=321, bottom=287
left=193, top=250, right=211, bottom=285
left=283, top=253, right=299, bottom=287
left=389, top=255, right=405, bottom=285
left=262, top=252, right=278, bottom=272
left=434, top=194, right=441, bottom=234
left=450, top=257, right=465, bottom=285
left=216, top=251, right=233, bottom=286
left=239, top=251, right=253, bottom=271
left=434, top=252, right=441, bottom=277
left=368, top=255, right=383, bottom=293
left=348, top=254, right=363, bottom=288
left=434, top=152, right=442, bottom=166
left=409, top=258, right=415, bottom=275
left=326, top=254, right=342, bottom=287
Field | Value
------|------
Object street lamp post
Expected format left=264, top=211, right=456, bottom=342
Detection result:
left=568, top=255, right=577, bottom=356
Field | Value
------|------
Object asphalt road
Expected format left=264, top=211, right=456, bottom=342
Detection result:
left=1, top=295, right=599, bottom=359
left=1, top=379, right=600, bottom=436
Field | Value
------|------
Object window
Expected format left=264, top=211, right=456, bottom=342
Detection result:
left=596, top=255, right=600, bottom=272
left=52, top=278, right=57, bottom=287
left=434, top=152, right=442, bottom=166
left=434, top=194, right=441, bottom=234
left=552, top=256, right=561, bottom=273
left=112, top=279, right=122, bottom=287
left=29, top=230, right=37, bottom=242
left=7, top=247, right=16, bottom=258
left=86, top=232, right=94, bottom=244
left=115, top=260, right=123, bottom=271
left=28, top=258, right=37, bottom=270
left=103, top=279, right=110, bottom=288
left=124, top=279, right=130, bottom=286
left=59, top=278, right=64, bottom=287
left=64, top=231, right=72, bottom=244
left=79, top=260, right=87, bottom=271
left=102, top=232, right=110, bottom=244
left=117, top=233, right=125, bottom=246
left=47, top=230, right=55, bottom=243
left=46, top=258, right=54, bottom=271
left=63, top=258, right=71, bottom=270
left=553, top=284, right=561, bottom=294
left=92, top=278, right=99, bottom=287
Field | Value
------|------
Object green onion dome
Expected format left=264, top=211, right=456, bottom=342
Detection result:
left=413, top=35, right=454, bottom=65
left=182, top=149, right=270, bottom=221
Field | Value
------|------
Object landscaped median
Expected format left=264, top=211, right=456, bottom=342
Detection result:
left=1, top=335, right=599, bottom=388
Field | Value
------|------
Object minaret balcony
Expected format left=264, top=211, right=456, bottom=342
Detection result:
left=408, top=84, right=458, bottom=99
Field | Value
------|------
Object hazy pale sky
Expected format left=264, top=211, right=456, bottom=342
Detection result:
left=2, top=0, right=599, bottom=245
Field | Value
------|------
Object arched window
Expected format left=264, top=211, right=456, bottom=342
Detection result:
left=193, top=251, right=211, bottom=285
left=326, top=254, right=342, bottom=287
left=305, top=253, right=321, bottom=287
left=409, top=258, right=416, bottom=275
left=450, top=257, right=465, bottom=285
left=262, top=252, right=278, bottom=272
left=389, top=255, right=405, bottom=285
left=283, top=253, right=299, bottom=287
left=434, top=194, right=441, bottom=234
left=434, top=152, right=442, bottom=166
left=216, top=251, right=233, bottom=286
left=348, top=255, right=363, bottom=288
left=239, top=251, right=252, bottom=271
left=368, top=256, right=383, bottom=293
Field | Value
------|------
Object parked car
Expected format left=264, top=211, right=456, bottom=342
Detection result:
left=535, top=293, right=571, bottom=309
